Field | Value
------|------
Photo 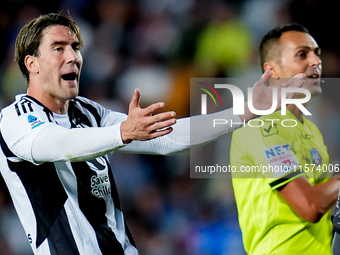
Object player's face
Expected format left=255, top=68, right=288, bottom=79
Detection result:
left=274, top=31, right=322, bottom=97
left=34, top=25, right=83, bottom=102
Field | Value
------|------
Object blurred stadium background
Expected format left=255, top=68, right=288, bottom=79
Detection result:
left=1, top=0, right=340, bottom=254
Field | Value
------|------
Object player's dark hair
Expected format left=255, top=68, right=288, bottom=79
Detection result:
left=259, top=24, right=309, bottom=72
left=14, top=13, right=83, bottom=82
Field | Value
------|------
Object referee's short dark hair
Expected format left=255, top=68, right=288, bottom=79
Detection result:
left=259, top=24, right=309, bottom=72
left=14, top=13, right=83, bottom=82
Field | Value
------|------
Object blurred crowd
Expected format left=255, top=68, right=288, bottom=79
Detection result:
left=1, top=0, right=340, bottom=254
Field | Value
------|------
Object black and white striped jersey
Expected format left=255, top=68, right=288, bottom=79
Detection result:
left=0, top=95, right=138, bottom=255
left=0, top=93, right=241, bottom=254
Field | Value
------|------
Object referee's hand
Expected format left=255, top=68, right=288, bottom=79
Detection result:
left=120, top=89, right=177, bottom=144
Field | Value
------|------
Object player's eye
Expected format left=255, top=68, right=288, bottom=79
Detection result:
left=72, top=42, right=81, bottom=51
left=296, top=51, right=307, bottom=59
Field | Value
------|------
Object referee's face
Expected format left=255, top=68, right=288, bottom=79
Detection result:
left=32, top=25, right=83, bottom=103
left=275, top=31, right=322, bottom=98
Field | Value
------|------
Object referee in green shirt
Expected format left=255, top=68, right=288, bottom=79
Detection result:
left=231, top=24, right=340, bottom=255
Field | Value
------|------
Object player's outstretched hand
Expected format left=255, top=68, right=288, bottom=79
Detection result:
left=241, top=70, right=306, bottom=122
left=259, top=70, right=306, bottom=108
left=120, top=89, right=176, bottom=143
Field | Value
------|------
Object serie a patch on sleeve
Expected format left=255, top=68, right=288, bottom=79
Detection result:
left=27, top=115, right=45, bottom=129
left=263, top=143, right=299, bottom=178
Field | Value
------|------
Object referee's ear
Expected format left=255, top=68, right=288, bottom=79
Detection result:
left=264, top=61, right=280, bottom=79
left=25, top=55, right=39, bottom=76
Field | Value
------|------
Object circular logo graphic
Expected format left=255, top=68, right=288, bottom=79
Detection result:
left=310, top=148, right=322, bottom=165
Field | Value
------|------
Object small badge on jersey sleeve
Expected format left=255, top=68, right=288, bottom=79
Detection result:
left=310, top=148, right=322, bottom=165
left=263, top=143, right=299, bottom=178
left=28, top=115, right=45, bottom=129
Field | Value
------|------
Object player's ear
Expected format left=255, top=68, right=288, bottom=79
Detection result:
left=25, top=55, right=39, bottom=75
left=264, top=61, right=280, bottom=78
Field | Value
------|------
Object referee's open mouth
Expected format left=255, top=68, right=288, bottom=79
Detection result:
left=305, top=69, right=321, bottom=79
left=305, top=72, right=321, bottom=86
left=307, top=73, right=320, bottom=79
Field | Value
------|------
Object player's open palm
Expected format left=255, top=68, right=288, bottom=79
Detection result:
left=120, top=89, right=176, bottom=143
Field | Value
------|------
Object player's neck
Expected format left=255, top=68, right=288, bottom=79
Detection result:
left=27, top=88, right=69, bottom=114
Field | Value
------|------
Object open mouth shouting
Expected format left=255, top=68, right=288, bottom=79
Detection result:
left=307, top=73, right=320, bottom=79
left=61, top=72, right=78, bottom=83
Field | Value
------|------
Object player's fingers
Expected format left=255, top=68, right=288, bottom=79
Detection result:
left=148, top=127, right=174, bottom=139
left=280, top=73, right=306, bottom=87
left=129, top=88, right=141, bottom=110
left=149, top=118, right=177, bottom=132
left=293, top=74, right=306, bottom=88
left=143, top=102, right=166, bottom=116
left=285, top=92, right=296, bottom=99
left=280, top=77, right=305, bottom=99
left=254, top=70, right=273, bottom=88
left=262, top=69, right=273, bottom=79
left=150, top=111, right=176, bottom=123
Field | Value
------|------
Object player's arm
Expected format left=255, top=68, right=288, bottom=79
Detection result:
left=279, top=175, right=340, bottom=223
left=119, top=72, right=305, bottom=154
left=30, top=124, right=127, bottom=162
left=25, top=70, right=306, bottom=161
left=31, top=90, right=178, bottom=162
left=119, top=107, right=242, bottom=155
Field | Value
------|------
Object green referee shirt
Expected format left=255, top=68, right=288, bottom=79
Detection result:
left=231, top=109, right=332, bottom=255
